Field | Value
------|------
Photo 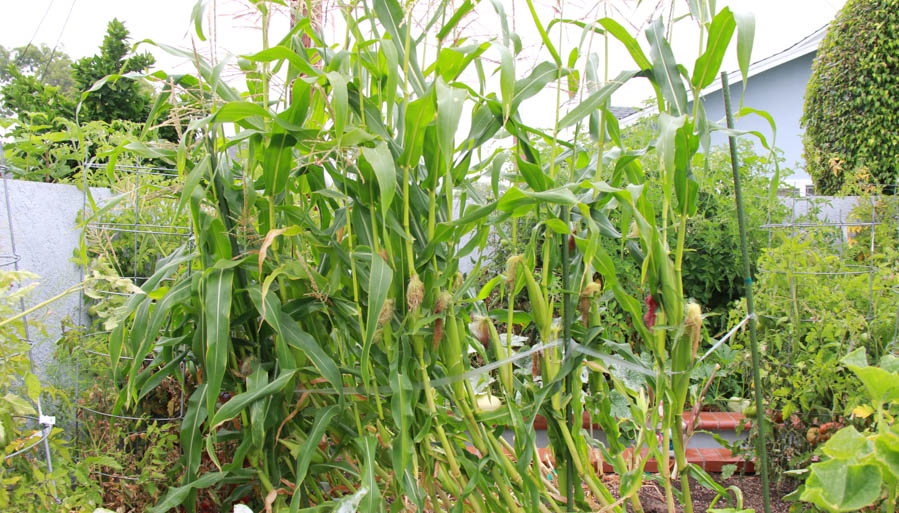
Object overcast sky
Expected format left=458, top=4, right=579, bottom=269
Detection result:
left=2, top=0, right=846, bottom=128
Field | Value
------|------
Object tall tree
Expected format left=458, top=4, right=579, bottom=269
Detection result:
left=0, top=43, right=77, bottom=96
left=71, top=18, right=155, bottom=123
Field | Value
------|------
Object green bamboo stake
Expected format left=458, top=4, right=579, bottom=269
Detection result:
left=720, top=71, right=771, bottom=513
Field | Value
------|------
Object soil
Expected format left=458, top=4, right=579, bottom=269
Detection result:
left=598, top=473, right=797, bottom=513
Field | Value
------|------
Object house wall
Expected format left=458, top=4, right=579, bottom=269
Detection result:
left=698, top=52, right=816, bottom=180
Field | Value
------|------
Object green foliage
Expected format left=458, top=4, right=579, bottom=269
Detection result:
left=1, top=117, right=145, bottom=184
left=0, top=271, right=104, bottom=512
left=799, top=348, right=899, bottom=511
left=723, top=195, right=899, bottom=484
left=89, top=1, right=769, bottom=512
left=0, top=70, right=75, bottom=123
left=71, top=18, right=155, bottom=124
left=802, top=0, right=899, bottom=194
left=0, top=44, right=77, bottom=119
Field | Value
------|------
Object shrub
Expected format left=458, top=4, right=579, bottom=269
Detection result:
left=802, top=0, right=899, bottom=194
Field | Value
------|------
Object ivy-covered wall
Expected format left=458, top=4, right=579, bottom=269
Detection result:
left=802, top=0, right=899, bottom=194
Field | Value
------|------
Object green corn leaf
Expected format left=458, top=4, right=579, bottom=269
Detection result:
left=512, top=61, right=566, bottom=110
left=400, top=96, right=436, bottom=168
left=434, top=43, right=490, bottom=83
left=289, top=405, right=339, bottom=513
left=436, top=79, right=467, bottom=168
left=204, top=268, right=233, bottom=419
left=357, top=436, right=383, bottom=513
left=558, top=69, right=639, bottom=128
left=247, top=366, right=269, bottom=450
left=360, top=141, right=397, bottom=211
left=248, top=287, right=343, bottom=393
left=373, top=0, right=425, bottom=96
left=524, top=0, right=561, bottom=65
left=209, top=369, right=297, bottom=429
left=178, top=156, right=209, bottom=214
left=733, top=10, right=755, bottom=94
left=149, top=471, right=226, bottom=513
left=436, top=0, right=474, bottom=41
left=190, top=0, right=207, bottom=41
left=646, top=17, right=688, bottom=115
left=598, top=18, right=651, bottom=71
left=390, top=371, right=416, bottom=501
left=327, top=71, right=348, bottom=140
left=180, top=385, right=207, bottom=480
left=489, top=0, right=511, bottom=47
left=242, top=46, right=320, bottom=78
left=361, top=254, right=393, bottom=390
left=264, top=133, right=297, bottom=197
left=692, top=8, right=736, bottom=90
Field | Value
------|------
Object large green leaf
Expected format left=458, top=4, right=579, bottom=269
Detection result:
left=733, top=10, right=755, bottom=91
left=821, top=426, right=873, bottom=461
left=801, top=458, right=882, bottom=512
left=361, top=255, right=393, bottom=389
left=357, top=436, right=383, bottom=513
left=692, top=8, right=736, bottom=90
left=400, top=96, right=437, bottom=168
left=149, top=471, right=226, bottom=513
left=264, top=133, right=297, bottom=197
left=645, top=17, right=688, bottom=115
left=180, top=385, right=207, bottom=481
left=248, top=287, right=343, bottom=393
left=598, top=18, right=651, bottom=71
left=360, top=141, right=397, bottom=211
left=327, top=71, right=348, bottom=139
left=289, top=405, right=339, bottom=513
left=204, top=268, right=233, bottom=419
left=209, top=369, right=297, bottom=429
left=558, top=69, right=639, bottom=128
left=436, top=79, right=467, bottom=168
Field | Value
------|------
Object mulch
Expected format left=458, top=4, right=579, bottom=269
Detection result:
left=598, top=473, right=797, bottom=513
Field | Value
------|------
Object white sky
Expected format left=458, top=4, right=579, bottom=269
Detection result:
left=1, top=0, right=846, bottom=130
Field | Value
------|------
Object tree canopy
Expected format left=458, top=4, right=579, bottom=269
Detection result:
left=71, top=18, right=155, bottom=124
left=0, top=44, right=77, bottom=119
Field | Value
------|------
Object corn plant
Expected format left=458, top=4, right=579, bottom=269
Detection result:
left=99, top=1, right=775, bottom=511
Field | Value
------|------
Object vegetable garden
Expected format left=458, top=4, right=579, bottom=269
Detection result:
left=1, top=1, right=898, bottom=512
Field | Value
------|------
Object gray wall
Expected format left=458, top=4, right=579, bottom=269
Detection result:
left=1, top=178, right=109, bottom=380
left=698, top=52, right=816, bottom=178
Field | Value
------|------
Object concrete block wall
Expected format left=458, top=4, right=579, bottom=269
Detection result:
left=0, top=178, right=110, bottom=380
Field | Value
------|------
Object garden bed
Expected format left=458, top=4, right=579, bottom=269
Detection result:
left=598, top=474, right=796, bottom=513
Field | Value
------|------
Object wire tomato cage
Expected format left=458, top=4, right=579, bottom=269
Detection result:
left=755, top=190, right=899, bottom=398
left=73, top=157, right=193, bottom=483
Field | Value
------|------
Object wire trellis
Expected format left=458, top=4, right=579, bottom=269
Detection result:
left=73, top=157, right=193, bottom=483
left=0, top=142, right=58, bottom=501
left=757, top=191, right=899, bottom=367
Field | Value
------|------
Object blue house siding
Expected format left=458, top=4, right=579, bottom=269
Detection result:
left=698, top=52, right=816, bottom=178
